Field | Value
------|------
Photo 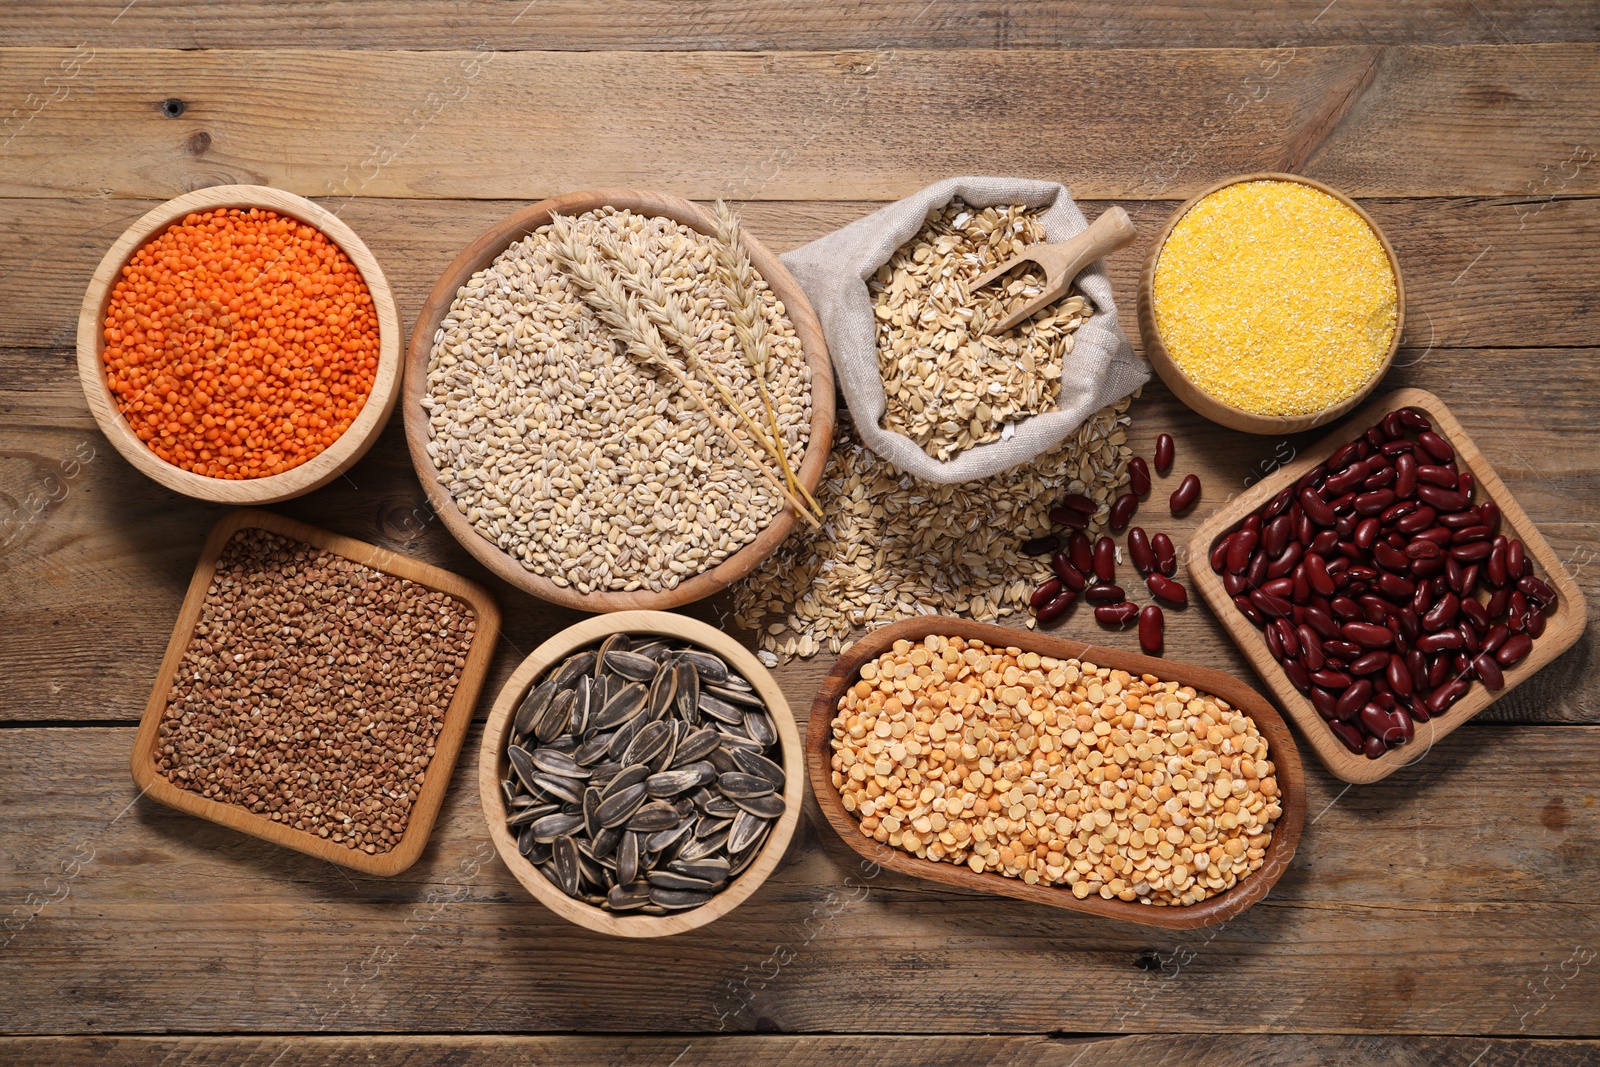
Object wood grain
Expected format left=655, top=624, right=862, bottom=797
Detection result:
left=4, top=1034, right=1599, bottom=1067
left=1137, top=172, right=1405, bottom=434
left=804, top=616, right=1305, bottom=929
left=128, top=509, right=501, bottom=875
left=3, top=1, right=1594, bottom=51
left=400, top=189, right=834, bottom=614
left=1, top=724, right=1596, bottom=1035
left=478, top=610, right=805, bottom=938
left=1190, top=388, right=1589, bottom=783
left=3, top=357, right=1595, bottom=727
left=3, top=195, right=1596, bottom=353
left=74, top=185, right=405, bottom=505
left=2, top=46, right=1598, bottom=200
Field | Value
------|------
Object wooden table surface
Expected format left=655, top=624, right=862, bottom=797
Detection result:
left=2, top=4, right=1598, bottom=1064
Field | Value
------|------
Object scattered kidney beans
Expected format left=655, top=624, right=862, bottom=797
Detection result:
left=1151, top=533, right=1177, bottom=576
left=1154, top=433, right=1175, bottom=473
left=1049, top=504, right=1091, bottom=529
left=1021, top=534, right=1062, bottom=556
left=1128, top=457, right=1151, bottom=495
left=1093, top=536, right=1117, bottom=582
left=1095, top=602, right=1139, bottom=627
left=1147, top=574, right=1187, bottom=605
left=1128, top=528, right=1156, bottom=574
left=1139, top=605, right=1164, bottom=654
left=1069, top=531, right=1094, bottom=575
left=1030, top=578, right=1063, bottom=610
left=1110, top=493, right=1139, bottom=531
left=1211, top=406, right=1558, bottom=760
left=1086, top=584, right=1127, bottom=604
left=1060, top=493, right=1098, bottom=515
left=1169, top=474, right=1201, bottom=514
left=1037, top=590, right=1077, bottom=625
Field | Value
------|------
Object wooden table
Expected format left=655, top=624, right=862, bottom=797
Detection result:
left=3, top=4, right=1597, bottom=1064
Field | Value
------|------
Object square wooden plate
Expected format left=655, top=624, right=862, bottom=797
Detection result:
left=1189, top=388, right=1587, bottom=784
left=131, top=508, right=501, bottom=875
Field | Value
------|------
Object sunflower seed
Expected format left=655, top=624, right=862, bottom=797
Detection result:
left=698, top=692, right=744, bottom=725
left=674, top=661, right=701, bottom=723
left=506, top=746, right=540, bottom=792
left=649, top=887, right=713, bottom=910
left=721, top=671, right=754, bottom=692
left=501, top=778, right=519, bottom=807
left=675, top=649, right=729, bottom=683
left=577, top=851, right=609, bottom=889
left=595, top=633, right=630, bottom=673
left=582, top=787, right=603, bottom=837
left=706, top=683, right=763, bottom=708
left=590, top=824, right=622, bottom=859
left=743, top=709, right=778, bottom=748
left=694, top=813, right=733, bottom=838
left=574, top=733, right=615, bottom=766
left=622, top=720, right=672, bottom=766
left=553, top=836, right=581, bottom=897
left=647, top=870, right=714, bottom=891
left=646, top=761, right=714, bottom=797
left=533, top=688, right=576, bottom=744
left=627, top=801, right=681, bottom=832
left=707, top=746, right=740, bottom=774
left=601, top=763, right=651, bottom=799
left=514, top=677, right=560, bottom=737
left=617, top=830, right=641, bottom=884
left=549, top=649, right=596, bottom=691
left=669, top=856, right=731, bottom=884
left=675, top=727, right=722, bottom=765
left=677, top=830, right=729, bottom=861
left=729, top=809, right=770, bottom=854
left=531, top=748, right=590, bottom=779
left=632, top=640, right=670, bottom=661
left=733, top=792, right=786, bottom=819
left=731, top=748, right=786, bottom=790
left=605, top=649, right=659, bottom=682
left=529, top=811, right=584, bottom=841
left=645, top=819, right=694, bottom=855
left=700, top=793, right=740, bottom=818
left=607, top=714, right=647, bottom=760
left=532, top=772, right=586, bottom=806
left=506, top=805, right=545, bottom=829
left=519, top=832, right=552, bottom=865
left=718, top=772, right=774, bottom=798
left=597, top=782, right=648, bottom=828
left=607, top=881, right=651, bottom=910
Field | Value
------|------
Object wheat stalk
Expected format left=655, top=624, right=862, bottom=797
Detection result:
left=545, top=213, right=820, bottom=529
left=590, top=224, right=823, bottom=524
left=710, top=200, right=822, bottom=516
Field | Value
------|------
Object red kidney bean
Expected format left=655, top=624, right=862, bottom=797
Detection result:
left=1397, top=607, right=1421, bottom=643
left=1308, top=529, right=1338, bottom=557
left=1526, top=608, right=1546, bottom=639
left=1052, top=552, right=1086, bottom=590
left=1412, top=555, right=1447, bottom=580
left=1460, top=597, right=1490, bottom=632
left=1030, top=579, right=1063, bottom=609
left=1233, top=595, right=1264, bottom=625
left=1330, top=596, right=1361, bottom=622
left=1304, top=606, right=1339, bottom=639
left=1086, top=583, right=1127, bottom=604
left=1415, top=630, right=1464, bottom=653
left=1329, top=558, right=1356, bottom=582
left=1377, top=573, right=1415, bottom=602
left=1050, top=504, right=1092, bottom=529
left=1487, top=540, right=1508, bottom=587
left=1139, top=605, right=1164, bottom=655
left=1282, top=657, right=1311, bottom=694
left=1330, top=491, right=1357, bottom=516
left=1127, top=528, right=1155, bottom=575
left=1021, top=534, right=1062, bottom=556
left=1295, top=555, right=1330, bottom=599
left=1349, top=649, right=1390, bottom=675
left=1264, top=486, right=1295, bottom=520
left=1312, top=668, right=1352, bottom=689
left=1459, top=622, right=1480, bottom=653
left=1343, top=621, right=1394, bottom=648
left=1354, top=489, right=1395, bottom=515
left=1518, top=573, right=1558, bottom=608
left=1330, top=441, right=1364, bottom=469
left=1324, top=639, right=1363, bottom=661
left=1226, top=528, right=1257, bottom=574
left=1299, top=464, right=1330, bottom=496
left=1445, top=555, right=1463, bottom=591
left=1260, top=514, right=1292, bottom=558
left=1497, top=633, right=1532, bottom=667
left=1405, top=540, right=1442, bottom=560
left=1060, top=493, right=1098, bottom=515
left=1438, top=508, right=1482, bottom=530
left=1373, top=543, right=1409, bottom=573
left=1450, top=541, right=1491, bottom=563
left=1246, top=552, right=1270, bottom=590
left=1109, top=493, right=1139, bottom=531
left=1329, top=719, right=1365, bottom=753
left=1473, top=653, right=1504, bottom=691
left=1297, top=488, right=1333, bottom=527
left=1363, top=464, right=1397, bottom=491
left=1311, top=686, right=1340, bottom=720
left=1037, top=590, right=1077, bottom=625
left=1359, top=702, right=1393, bottom=740
left=1147, top=574, right=1188, bottom=605
left=1210, top=534, right=1233, bottom=574
left=1457, top=471, right=1475, bottom=501
left=1480, top=623, right=1509, bottom=655
left=1363, top=734, right=1388, bottom=759
left=1427, top=653, right=1449, bottom=689
left=1398, top=407, right=1432, bottom=432
left=1364, top=425, right=1385, bottom=449
left=1091, top=536, right=1116, bottom=581
left=1094, top=602, right=1138, bottom=627
left=1386, top=653, right=1413, bottom=697
left=1152, top=533, right=1177, bottom=576
left=1451, top=525, right=1492, bottom=545
left=1486, top=586, right=1511, bottom=618
left=1507, top=610, right=1525, bottom=635
left=1169, top=474, right=1201, bottom=514
left=1298, top=627, right=1323, bottom=668
left=1415, top=431, right=1454, bottom=462
left=1297, top=510, right=1316, bottom=546
left=1292, top=567, right=1312, bottom=604
left=1274, top=619, right=1301, bottom=658
left=1506, top=539, right=1527, bottom=580
left=1422, top=593, right=1459, bottom=631
left=1223, top=572, right=1248, bottom=596
left=1154, top=433, right=1175, bottom=474
left=1416, top=464, right=1457, bottom=488
left=1336, top=679, right=1372, bottom=719
left=1406, top=648, right=1426, bottom=687
left=1359, top=596, right=1391, bottom=626
left=1426, top=677, right=1470, bottom=714
left=1460, top=563, right=1481, bottom=597
left=1381, top=410, right=1404, bottom=440
left=1393, top=452, right=1417, bottom=498
left=1418, top=483, right=1468, bottom=512
left=1352, top=517, right=1381, bottom=550
left=1478, top=501, right=1500, bottom=533
left=1412, top=529, right=1451, bottom=551
left=1396, top=507, right=1437, bottom=534
left=1250, top=588, right=1294, bottom=618
left=1325, top=462, right=1367, bottom=497
left=1410, top=580, right=1432, bottom=615
left=1127, top=457, right=1151, bottom=496
left=1379, top=439, right=1414, bottom=457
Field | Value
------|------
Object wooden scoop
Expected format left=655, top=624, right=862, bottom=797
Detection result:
left=972, top=205, right=1138, bottom=335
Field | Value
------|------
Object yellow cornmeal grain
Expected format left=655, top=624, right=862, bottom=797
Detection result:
left=1153, top=180, right=1397, bottom=416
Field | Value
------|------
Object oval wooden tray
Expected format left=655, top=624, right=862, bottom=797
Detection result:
left=1189, top=387, right=1588, bottom=784
left=130, top=509, right=501, bottom=876
left=1136, top=171, right=1405, bottom=435
left=404, top=189, right=836, bottom=613
left=479, top=610, right=805, bottom=938
left=806, top=616, right=1306, bottom=929
left=77, top=185, right=404, bottom=504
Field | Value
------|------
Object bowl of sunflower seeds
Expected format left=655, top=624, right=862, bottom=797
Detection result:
left=479, top=610, right=802, bottom=937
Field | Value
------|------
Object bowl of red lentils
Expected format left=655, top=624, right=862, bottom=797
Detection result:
left=76, top=184, right=403, bottom=504
left=1137, top=173, right=1404, bottom=435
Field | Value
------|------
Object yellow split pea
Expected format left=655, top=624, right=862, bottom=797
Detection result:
left=1153, top=179, right=1398, bottom=416
left=828, top=634, right=1281, bottom=908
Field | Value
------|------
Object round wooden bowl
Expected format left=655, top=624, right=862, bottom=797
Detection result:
left=403, top=189, right=835, bottom=613
left=76, top=184, right=403, bottom=504
left=807, top=617, right=1306, bottom=929
left=479, top=610, right=805, bottom=938
left=1136, top=172, right=1405, bottom=435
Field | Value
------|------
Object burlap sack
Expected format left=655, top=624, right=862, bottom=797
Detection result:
left=780, top=176, right=1148, bottom=484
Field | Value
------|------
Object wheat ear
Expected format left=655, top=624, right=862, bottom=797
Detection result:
left=546, top=213, right=820, bottom=529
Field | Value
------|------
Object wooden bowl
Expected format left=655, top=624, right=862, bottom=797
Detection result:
left=806, top=616, right=1306, bottom=929
left=1190, top=388, right=1588, bottom=784
left=76, top=185, right=404, bottom=504
left=403, top=189, right=835, bottom=613
left=1137, top=172, right=1405, bottom=435
left=130, top=509, right=501, bottom=876
left=479, top=610, right=804, bottom=937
